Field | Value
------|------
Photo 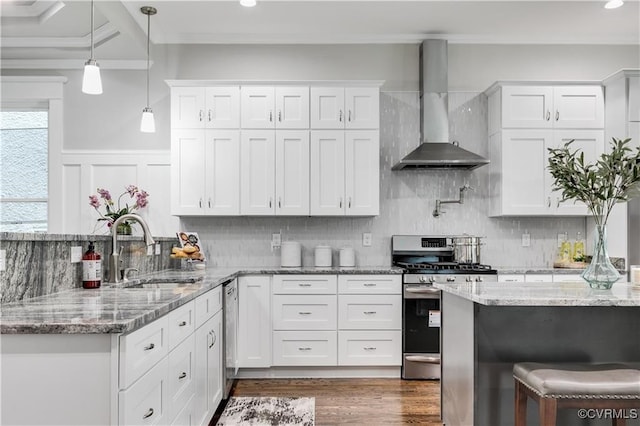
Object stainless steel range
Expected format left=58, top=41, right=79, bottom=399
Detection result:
left=392, top=235, right=498, bottom=379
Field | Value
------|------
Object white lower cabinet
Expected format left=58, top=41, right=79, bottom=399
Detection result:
left=119, top=357, right=169, bottom=425
left=272, top=294, right=337, bottom=330
left=238, top=275, right=272, bottom=368
left=272, top=331, right=338, bottom=366
left=338, top=330, right=402, bottom=366
left=338, top=294, right=401, bottom=330
left=171, top=396, right=195, bottom=426
left=167, top=333, right=196, bottom=422
left=193, top=306, right=223, bottom=426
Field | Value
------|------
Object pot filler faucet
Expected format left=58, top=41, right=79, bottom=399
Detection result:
left=433, top=184, right=473, bottom=217
left=108, top=213, right=156, bottom=283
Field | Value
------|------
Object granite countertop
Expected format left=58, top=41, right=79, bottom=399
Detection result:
left=496, top=267, right=585, bottom=275
left=0, top=266, right=401, bottom=335
left=434, top=281, right=640, bottom=306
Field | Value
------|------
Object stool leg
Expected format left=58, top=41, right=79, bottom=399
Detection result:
left=538, top=397, right=557, bottom=426
left=514, top=380, right=528, bottom=426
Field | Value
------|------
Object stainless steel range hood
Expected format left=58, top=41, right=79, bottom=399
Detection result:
left=392, top=40, right=489, bottom=171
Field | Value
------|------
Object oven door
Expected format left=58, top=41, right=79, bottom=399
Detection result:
left=403, top=284, right=441, bottom=379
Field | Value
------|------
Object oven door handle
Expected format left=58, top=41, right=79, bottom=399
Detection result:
left=405, top=287, right=440, bottom=295
left=405, top=355, right=441, bottom=364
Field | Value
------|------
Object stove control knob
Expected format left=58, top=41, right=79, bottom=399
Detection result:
left=428, top=277, right=436, bottom=283
left=476, top=277, right=484, bottom=283
left=419, top=276, right=427, bottom=283
left=446, top=276, right=456, bottom=282
left=466, top=276, right=472, bottom=282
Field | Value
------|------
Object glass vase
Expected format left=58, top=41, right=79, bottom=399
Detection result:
left=581, top=224, right=620, bottom=290
left=116, top=221, right=132, bottom=235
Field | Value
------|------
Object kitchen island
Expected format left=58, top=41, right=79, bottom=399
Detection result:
left=435, top=281, right=640, bottom=426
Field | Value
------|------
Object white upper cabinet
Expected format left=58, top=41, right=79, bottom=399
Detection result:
left=345, top=131, right=380, bottom=215
left=171, top=129, right=240, bottom=216
left=487, top=82, right=604, bottom=217
left=494, top=85, right=604, bottom=133
left=241, top=86, right=309, bottom=129
left=241, top=130, right=276, bottom=215
left=171, top=86, right=240, bottom=129
left=310, top=130, right=346, bottom=215
left=311, top=87, right=379, bottom=129
left=276, top=130, right=310, bottom=215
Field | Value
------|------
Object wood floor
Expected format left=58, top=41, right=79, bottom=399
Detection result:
left=214, top=378, right=442, bottom=425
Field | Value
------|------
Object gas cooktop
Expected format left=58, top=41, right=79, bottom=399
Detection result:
left=395, top=261, right=497, bottom=274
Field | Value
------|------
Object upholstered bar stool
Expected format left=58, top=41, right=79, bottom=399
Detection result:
left=513, top=362, right=640, bottom=426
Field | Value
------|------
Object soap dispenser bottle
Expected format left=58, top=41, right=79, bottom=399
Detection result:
left=559, top=232, right=572, bottom=263
left=573, top=231, right=585, bottom=261
left=82, top=241, right=102, bottom=289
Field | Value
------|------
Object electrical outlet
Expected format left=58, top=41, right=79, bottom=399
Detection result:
left=70, top=246, right=83, bottom=263
left=362, top=233, right=372, bottom=247
left=271, top=233, right=281, bottom=250
left=147, top=245, right=154, bottom=256
left=155, top=243, right=161, bottom=255
left=0, top=249, right=5, bottom=272
left=521, top=233, right=531, bottom=247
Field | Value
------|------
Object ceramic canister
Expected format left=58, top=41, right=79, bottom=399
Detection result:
left=339, top=247, right=355, bottom=267
left=281, top=241, right=302, bottom=267
left=314, top=245, right=332, bottom=267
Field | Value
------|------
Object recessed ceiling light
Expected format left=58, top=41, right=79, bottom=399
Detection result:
left=240, top=0, right=257, bottom=7
left=604, top=0, right=624, bottom=9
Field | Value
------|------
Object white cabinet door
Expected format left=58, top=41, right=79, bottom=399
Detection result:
left=345, top=88, right=379, bottom=129
left=205, top=87, right=240, bottom=129
left=205, top=130, right=240, bottom=215
left=167, top=334, right=195, bottom=423
left=345, top=130, right=379, bottom=215
left=241, top=87, right=275, bottom=129
left=171, top=87, right=206, bottom=129
left=498, top=274, right=526, bottom=282
left=500, top=130, right=551, bottom=215
left=276, top=130, right=310, bottom=215
left=171, top=130, right=206, bottom=215
left=501, top=86, right=553, bottom=129
left=524, top=274, right=553, bottom=283
left=118, top=357, right=169, bottom=426
left=193, top=311, right=222, bottom=426
left=552, top=130, right=604, bottom=215
left=238, top=276, right=272, bottom=368
left=207, top=311, right=223, bottom=419
left=310, top=87, right=345, bottom=129
left=553, top=86, right=604, bottom=129
left=241, top=130, right=276, bottom=215
left=310, top=130, right=345, bottom=215
left=275, top=87, right=309, bottom=129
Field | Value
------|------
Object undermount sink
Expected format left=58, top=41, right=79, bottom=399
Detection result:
left=125, top=281, right=199, bottom=289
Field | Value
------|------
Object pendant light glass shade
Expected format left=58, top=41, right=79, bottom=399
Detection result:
left=140, top=6, right=157, bottom=133
left=140, top=107, right=155, bottom=133
left=240, top=0, right=257, bottom=7
left=604, top=0, right=623, bottom=8
left=82, top=0, right=102, bottom=95
left=82, top=59, right=103, bottom=95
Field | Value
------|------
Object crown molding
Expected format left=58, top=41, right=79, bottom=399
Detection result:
left=0, top=59, right=150, bottom=70
left=1, top=0, right=65, bottom=23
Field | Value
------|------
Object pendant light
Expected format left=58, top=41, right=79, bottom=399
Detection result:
left=82, top=0, right=103, bottom=95
left=140, top=6, right=157, bottom=133
left=604, top=0, right=624, bottom=8
left=240, top=0, right=257, bottom=7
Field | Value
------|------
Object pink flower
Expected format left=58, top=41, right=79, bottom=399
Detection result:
left=136, top=190, right=149, bottom=208
left=89, top=195, right=101, bottom=208
left=126, top=185, right=138, bottom=197
left=97, top=188, right=112, bottom=201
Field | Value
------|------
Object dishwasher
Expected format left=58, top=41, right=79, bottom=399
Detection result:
left=223, top=278, right=238, bottom=399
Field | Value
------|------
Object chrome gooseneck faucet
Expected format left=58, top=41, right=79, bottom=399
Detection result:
left=433, top=184, right=473, bottom=217
left=108, top=213, right=155, bottom=283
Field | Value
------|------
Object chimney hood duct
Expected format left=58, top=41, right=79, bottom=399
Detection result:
left=392, top=39, right=489, bottom=171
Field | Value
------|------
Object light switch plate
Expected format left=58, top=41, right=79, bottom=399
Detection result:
left=147, top=245, right=154, bottom=256
left=362, top=233, right=372, bottom=247
left=155, top=243, right=161, bottom=255
left=70, top=246, right=83, bottom=263
left=0, top=249, right=5, bottom=272
left=271, top=233, right=281, bottom=250
left=521, top=233, right=531, bottom=247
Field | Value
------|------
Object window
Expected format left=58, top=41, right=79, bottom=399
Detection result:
left=0, top=109, right=49, bottom=232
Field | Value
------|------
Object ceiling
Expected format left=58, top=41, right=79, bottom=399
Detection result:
left=1, top=0, right=639, bottom=69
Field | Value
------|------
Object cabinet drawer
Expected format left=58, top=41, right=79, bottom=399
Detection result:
left=119, top=357, right=168, bottom=425
left=524, top=274, right=553, bottom=283
left=168, top=300, right=195, bottom=351
left=167, top=334, right=195, bottom=423
left=338, top=330, right=401, bottom=366
left=120, top=316, right=169, bottom=389
left=170, top=395, right=194, bottom=426
left=498, top=274, right=525, bottom=283
left=195, top=286, right=222, bottom=328
left=273, top=274, right=337, bottom=294
left=338, top=275, right=401, bottom=294
left=272, top=295, right=337, bottom=330
left=272, top=331, right=337, bottom=366
left=553, top=274, right=583, bottom=282
left=338, top=295, right=401, bottom=330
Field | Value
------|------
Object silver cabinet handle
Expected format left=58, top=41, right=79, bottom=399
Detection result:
left=405, top=355, right=440, bottom=364
left=348, top=197, right=352, bottom=208
left=348, top=110, right=352, bottom=122
left=208, top=109, right=212, bottom=122
left=546, top=110, right=550, bottom=121
left=178, top=320, right=187, bottom=327
left=298, top=347, right=312, bottom=351
left=178, top=372, right=187, bottom=379
left=269, top=198, right=272, bottom=208
left=339, top=197, right=343, bottom=208
left=363, top=283, right=376, bottom=287
left=405, top=287, right=440, bottom=294
left=556, top=110, right=559, bottom=121
left=298, top=283, right=312, bottom=287
left=199, top=198, right=203, bottom=208
left=363, top=311, right=376, bottom=315
left=364, top=347, right=377, bottom=351
left=278, top=197, right=282, bottom=209
left=547, top=196, right=551, bottom=208
left=339, top=109, right=343, bottom=122
left=269, top=110, right=273, bottom=122
left=211, top=330, right=216, bottom=347
left=143, top=408, right=154, bottom=419
left=143, top=343, right=155, bottom=351
left=298, top=311, right=312, bottom=315
left=556, top=198, right=560, bottom=208
left=208, top=198, right=212, bottom=208
left=278, top=110, right=282, bottom=122
left=199, top=110, right=203, bottom=122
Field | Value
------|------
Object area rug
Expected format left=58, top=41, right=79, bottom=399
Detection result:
left=217, top=396, right=315, bottom=425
